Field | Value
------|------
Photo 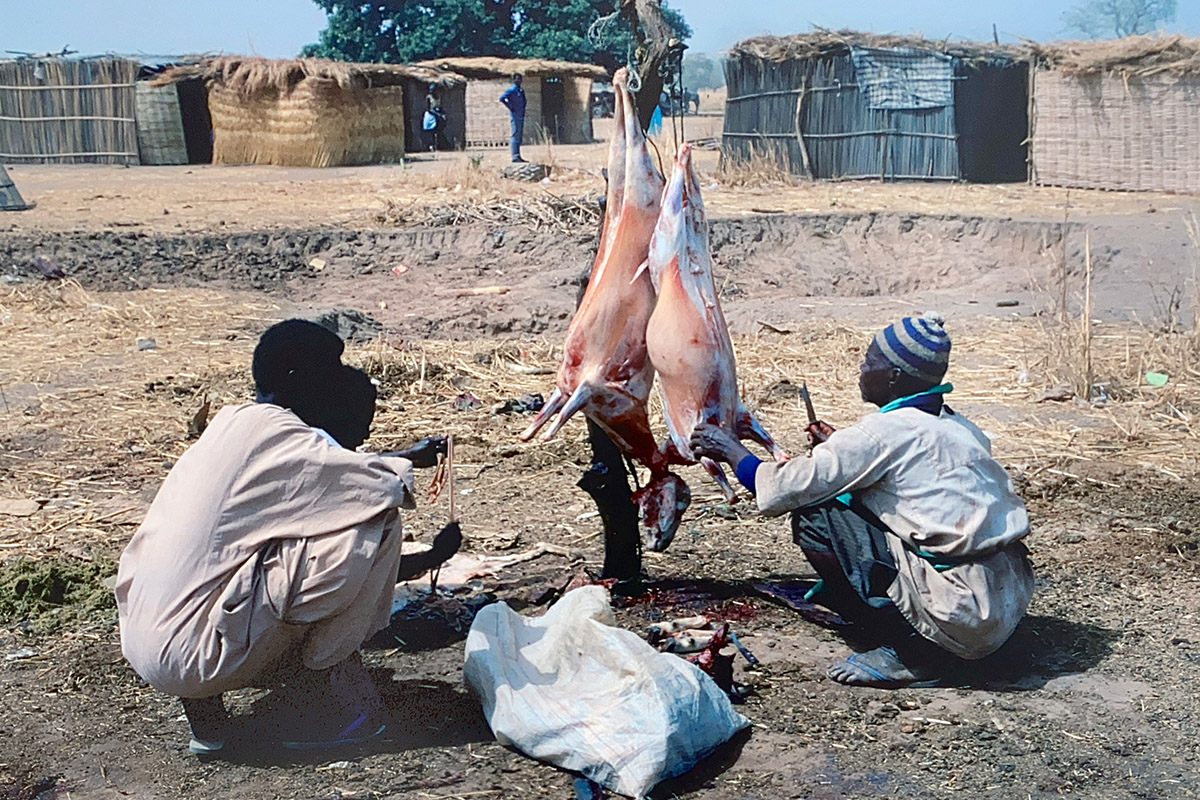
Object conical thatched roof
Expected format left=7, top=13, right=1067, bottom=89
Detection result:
left=414, top=56, right=606, bottom=80
left=152, top=56, right=465, bottom=92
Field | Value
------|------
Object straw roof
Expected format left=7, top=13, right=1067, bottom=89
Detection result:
left=152, top=56, right=464, bottom=93
left=728, top=29, right=1023, bottom=64
left=414, top=56, right=607, bottom=80
left=1029, top=34, right=1200, bottom=76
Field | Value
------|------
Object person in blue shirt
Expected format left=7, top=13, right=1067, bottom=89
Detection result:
left=500, top=73, right=527, bottom=163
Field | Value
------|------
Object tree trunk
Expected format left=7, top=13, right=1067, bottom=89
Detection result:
left=620, top=0, right=684, bottom=131
left=578, top=420, right=642, bottom=586
left=573, top=197, right=642, bottom=591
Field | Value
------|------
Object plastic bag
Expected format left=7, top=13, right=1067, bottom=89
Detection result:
left=463, top=586, right=750, bottom=798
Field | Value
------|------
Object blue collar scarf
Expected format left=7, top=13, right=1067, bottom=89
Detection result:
left=878, top=383, right=953, bottom=416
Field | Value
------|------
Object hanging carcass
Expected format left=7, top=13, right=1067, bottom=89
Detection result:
left=518, top=68, right=690, bottom=551
left=644, top=144, right=787, bottom=498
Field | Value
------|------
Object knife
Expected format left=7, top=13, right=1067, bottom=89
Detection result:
left=800, top=380, right=817, bottom=427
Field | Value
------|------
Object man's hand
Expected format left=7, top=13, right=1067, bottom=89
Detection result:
left=429, top=521, right=462, bottom=562
left=806, top=421, right=835, bottom=447
left=690, top=424, right=753, bottom=466
left=396, top=522, right=463, bottom=582
left=388, top=435, right=447, bottom=469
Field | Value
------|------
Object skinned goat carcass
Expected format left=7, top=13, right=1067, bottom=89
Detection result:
left=644, top=144, right=787, bottom=499
left=518, top=68, right=690, bottom=552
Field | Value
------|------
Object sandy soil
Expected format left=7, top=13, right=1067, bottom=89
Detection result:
left=5, top=134, right=1193, bottom=236
left=2, top=159, right=1200, bottom=800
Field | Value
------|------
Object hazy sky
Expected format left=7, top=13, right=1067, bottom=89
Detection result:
left=3, top=0, right=1198, bottom=59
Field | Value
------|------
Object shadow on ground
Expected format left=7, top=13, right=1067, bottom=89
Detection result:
left=215, top=678, right=489, bottom=767
left=964, top=614, right=1121, bottom=690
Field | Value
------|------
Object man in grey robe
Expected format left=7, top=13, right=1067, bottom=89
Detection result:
left=117, top=320, right=456, bottom=754
left=691, top=312, right=1033, bottom=688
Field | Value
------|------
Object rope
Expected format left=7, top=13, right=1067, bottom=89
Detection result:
left=587, top=11, right=620, bottom=47
left=428, top=434, right=456, bottom=593
left=626, top=58, right=642, bottom=94
left=587, top=7, right=642, bottom=95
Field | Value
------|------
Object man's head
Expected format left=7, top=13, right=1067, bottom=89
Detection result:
left=252, top=319, right=377, bottom=448
left=320, top=365, right=377, bottom=450
left=253, top=319, right=343, bottom=406
left=859, top=312, right=951, bottom=406
left=427, top=82, right=437, bottom=94
left=512, top=73, right=523, bottom=87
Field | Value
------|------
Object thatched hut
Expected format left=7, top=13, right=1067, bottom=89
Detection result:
left=0, top=56, right=142, bottom=165
left=415, top=57, right=606, bottom=147
left=1028, top=35, right=1200, bottom=193
left=156, top=57, right=465, bottom=167
left=722, top=31, right=1029, bottom=183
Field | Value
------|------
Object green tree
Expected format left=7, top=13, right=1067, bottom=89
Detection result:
left=1062, top=0, right=1176, bottom=37
left=301, top=0, right=691, bottom=68
left=682, top=52, right=723, bottom=91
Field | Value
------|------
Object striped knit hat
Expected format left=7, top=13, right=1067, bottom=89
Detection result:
left=873, top=311, right=951, bottom=384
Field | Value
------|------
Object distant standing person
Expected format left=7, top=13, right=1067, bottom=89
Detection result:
left=500, top=73, right=526, bottom=163
left=423, top=83, right=444, bottom=153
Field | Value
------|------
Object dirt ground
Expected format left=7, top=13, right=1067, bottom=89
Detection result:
left=2, top=144, right=1200, bottom=800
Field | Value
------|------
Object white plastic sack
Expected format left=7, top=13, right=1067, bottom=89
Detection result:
left=463, top=586, right=750, bottom=798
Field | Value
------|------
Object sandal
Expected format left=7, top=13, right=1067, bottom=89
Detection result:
left=826, top=645, right=942, bottom=689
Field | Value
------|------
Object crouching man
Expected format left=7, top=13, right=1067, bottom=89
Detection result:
left=692, top=312, right=1033, bottom=688
left=116, top=320, right=459, bottom=755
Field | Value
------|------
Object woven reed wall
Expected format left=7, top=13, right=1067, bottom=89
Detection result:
left=464, top=78, right=544, bottom=148
left=722, top=56, right=811, bottom=171
left=723, top=53, right=963, bottom=181
left=134, top=83, right=188, bottom=165
left=208, top=79, right=405, bottom=167
left=0, top=57, right=140, bottom=164
left=559, top=76, right=595, bottom=144
left=1031, top=70, right=1200, bottom=192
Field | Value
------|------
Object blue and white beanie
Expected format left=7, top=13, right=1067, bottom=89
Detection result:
left=874, top=311, right=951, bottom=384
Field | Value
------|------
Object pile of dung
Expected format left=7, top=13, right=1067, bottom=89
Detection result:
left=0, top=559, right=117, bottom=630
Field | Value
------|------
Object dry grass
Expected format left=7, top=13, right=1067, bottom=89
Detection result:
left=1032, top=212, right=1200, bottom=405
left=372, top=157, right=604, bottom=231
left=1030, top=34, right=1200, bottom=77
left=728, top=28, right=1020, bottom=65
left=413, top=56, right=605, bottom=81
left=3, top=282, right=1200, bottom=565
left=153, top=56, right=463, bottom=93
left=716, top=146, right=807, bottom=189
left=376, top=190, right=601, bottom=234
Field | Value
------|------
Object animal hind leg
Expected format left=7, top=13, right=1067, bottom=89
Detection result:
left=700, top=457, right=738, bottom=503
left=517, top=387, right=565, bottom=441
left=540, top=383, right=595, bottom=442
left=736, top=404, right=788, bottom=461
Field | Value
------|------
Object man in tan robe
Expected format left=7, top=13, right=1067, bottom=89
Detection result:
left=691, top=312, right=1033, bottom=688
left=117, top=320, right=454, bottom=754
